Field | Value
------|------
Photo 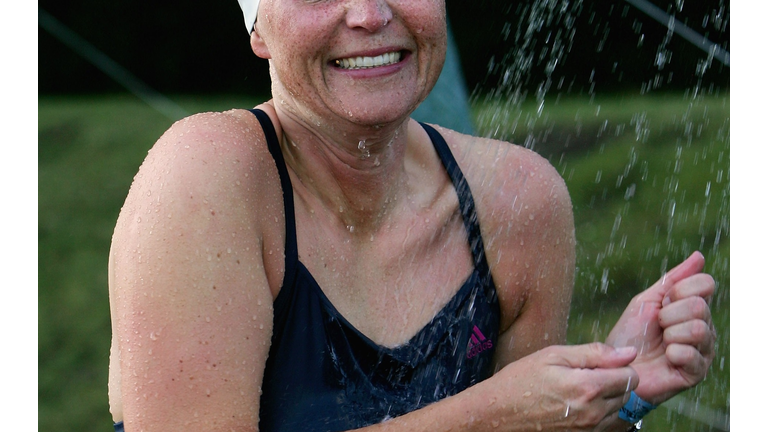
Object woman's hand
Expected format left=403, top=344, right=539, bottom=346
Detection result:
left=606, top=252, right=716, bottom=405
left=483, top=343, right=639, bottom=431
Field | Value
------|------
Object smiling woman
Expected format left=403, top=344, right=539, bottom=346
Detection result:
left=107, top=1, right=717, bottom=432
left=249, top=0, right=445, bottom=127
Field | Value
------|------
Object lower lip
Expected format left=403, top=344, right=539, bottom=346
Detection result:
left=331, top=52, right=410, bottom=78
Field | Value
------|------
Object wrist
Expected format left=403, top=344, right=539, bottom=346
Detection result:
left=619, top=392, right=657, bottom=426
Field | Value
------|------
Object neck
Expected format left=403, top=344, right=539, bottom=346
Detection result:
left=273, top=104, right=418, bottom=234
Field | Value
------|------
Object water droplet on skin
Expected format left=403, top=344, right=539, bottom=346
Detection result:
left=358, top=140, right=370, bottom=159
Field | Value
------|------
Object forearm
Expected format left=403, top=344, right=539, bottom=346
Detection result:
left=353, top=344, right=639, bottom=432
left=351, top=379, right=538, bottom=432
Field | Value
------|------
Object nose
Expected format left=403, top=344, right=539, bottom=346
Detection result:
left=344, top=0, right=393, bottom=32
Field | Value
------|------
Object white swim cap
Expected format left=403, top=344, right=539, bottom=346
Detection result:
left=237, top=0, right=261, bottom=33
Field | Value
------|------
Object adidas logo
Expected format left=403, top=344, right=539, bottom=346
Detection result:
left=466, top=325, right=493, bottom=359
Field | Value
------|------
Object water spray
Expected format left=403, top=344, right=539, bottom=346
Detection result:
left=624, top=0, right=730, bottom=66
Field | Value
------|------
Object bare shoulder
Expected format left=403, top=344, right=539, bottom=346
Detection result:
left=111, top=109, right=287, bottom=290
left=434, top=126, right=574, bottom=255
left=435, top=126, right=572, bottom=222
left=435, top=126, right=575, bottom=360
left=123, top=109, right=277, bottom=204
left=108, top=108, right=282, bottom=429
left=113, top=108, right=286, bottom=260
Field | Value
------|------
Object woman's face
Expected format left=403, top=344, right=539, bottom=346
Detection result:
left=252, top=0, right=447, bottom=127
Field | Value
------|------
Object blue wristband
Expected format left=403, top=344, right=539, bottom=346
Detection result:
left=619, top=391, right=657, bottom=424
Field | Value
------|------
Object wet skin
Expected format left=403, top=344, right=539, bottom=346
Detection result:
left=108, top=1, right=715, bottom=430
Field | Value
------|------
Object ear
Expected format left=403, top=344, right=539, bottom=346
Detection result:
left=250, top=24, right=272, bottom=59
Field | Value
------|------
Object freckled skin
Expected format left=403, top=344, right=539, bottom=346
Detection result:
left=108, top=1, right=715, bottom=430
left=252, top=0, right=446, bottom=130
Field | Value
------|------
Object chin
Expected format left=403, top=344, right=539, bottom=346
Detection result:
left=341, top=106, right=415, bottom=128
left=335, top=93, right=427, bottom=127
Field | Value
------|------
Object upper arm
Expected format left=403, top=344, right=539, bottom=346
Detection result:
left=454, top=134, right=575, bottom=369
left=109, top=111, right=279, bottom=431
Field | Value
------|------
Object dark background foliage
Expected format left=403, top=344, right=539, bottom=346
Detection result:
left=39, top=0, right=729, bottom=96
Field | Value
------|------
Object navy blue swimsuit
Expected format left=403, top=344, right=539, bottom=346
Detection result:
left=113, top=110, right=500, bottom=432
left=253, top=109, right=499, bottom=432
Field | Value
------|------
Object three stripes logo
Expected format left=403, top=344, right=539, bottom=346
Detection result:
left=465, top=325, right=493, bottom=359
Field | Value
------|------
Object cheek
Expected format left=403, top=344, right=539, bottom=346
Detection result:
left=263, top=13, right=332, bottom=66
left=404, top=0, right=446, bottom=29
left=400, top=2, right=447, bottom=49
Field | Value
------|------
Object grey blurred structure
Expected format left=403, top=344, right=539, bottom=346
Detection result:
left=412, top=21, right=475, bottom=135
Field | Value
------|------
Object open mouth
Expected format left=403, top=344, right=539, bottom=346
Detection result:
left=333, top=51, right=404, bottom=70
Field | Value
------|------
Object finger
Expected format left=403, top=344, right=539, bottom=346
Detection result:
left=663, top=320, right=715, bottom=356
left=659, top=296, right=712, bottom=328
left=563, top=368, right=637, bottom=431
left=640, top=252, right=706, bottom=302
left=553, top=343, right=637, bottom=369
left=663, top=251, right=706, bottom=286
left=666, top=273, right=716, bottom=304
left=588, top=366, right=639, bottom=399
left=585, top=368, right=639, bottom=430
left=666, top=343, right=712, bottom=382
left=565, top=387, right=629, bottom=432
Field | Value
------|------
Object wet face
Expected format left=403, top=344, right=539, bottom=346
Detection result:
left=251, top=0, right=447, bottom=127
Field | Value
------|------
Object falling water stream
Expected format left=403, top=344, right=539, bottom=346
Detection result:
left=472, top=1, right=729, bottom=430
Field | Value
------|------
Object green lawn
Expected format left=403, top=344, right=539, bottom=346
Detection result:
left=39, top=92, right=729, bottom=431
left=475, top=92, right=730, bottom=431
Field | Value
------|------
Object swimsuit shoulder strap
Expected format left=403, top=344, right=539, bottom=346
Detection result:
left=418, top=122, right=492, bottom=278
left=248, top=108, right=299, bottom=289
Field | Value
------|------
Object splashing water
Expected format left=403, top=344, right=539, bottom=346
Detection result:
left=473, top=1, right=729, bottom=430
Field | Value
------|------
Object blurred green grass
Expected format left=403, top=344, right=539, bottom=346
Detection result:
left=475, top=92, right=730, bottom=431
left=39, top=92, right=729, bottom=431
left=38, top=94, right=264, bottom=431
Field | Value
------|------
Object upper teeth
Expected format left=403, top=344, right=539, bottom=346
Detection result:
left=335, top=52, right=401, bottom=69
